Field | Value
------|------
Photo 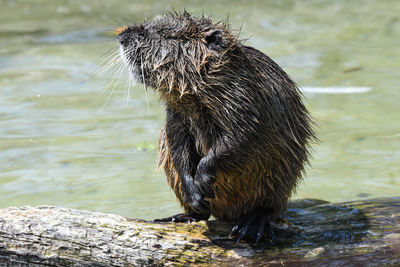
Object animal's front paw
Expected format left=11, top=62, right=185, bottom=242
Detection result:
left=194, top=158, right=216, bottom=198
left=154, top=211, right=210, bottom=223
left=194, top=171, right=216, bottom=198
left=184, top=188, right=211, bottom=215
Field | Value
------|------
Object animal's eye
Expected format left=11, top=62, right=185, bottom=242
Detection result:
left=203, top=29, right=223, bottom=51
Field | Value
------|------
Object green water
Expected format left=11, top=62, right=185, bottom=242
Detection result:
left=0, top=0, right=399, bottom=220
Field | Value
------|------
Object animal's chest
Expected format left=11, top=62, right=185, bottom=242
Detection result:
left=165, top=93, right=215, bottom=156
left=187, top=114, right=214, bottom=157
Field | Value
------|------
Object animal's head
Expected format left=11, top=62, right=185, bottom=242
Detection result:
left=117, top=11, right=241, bottom=96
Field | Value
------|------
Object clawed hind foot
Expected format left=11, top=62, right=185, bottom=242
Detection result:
left=154, top=211, right=210, bottom=223
left=229, top=209, right=275, bottom=245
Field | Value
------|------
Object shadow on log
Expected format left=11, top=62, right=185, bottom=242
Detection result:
left=1, top=198, right=399, bottom=266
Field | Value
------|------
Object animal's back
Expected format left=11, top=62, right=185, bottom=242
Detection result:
left=159, top=45, right=313, bottom=222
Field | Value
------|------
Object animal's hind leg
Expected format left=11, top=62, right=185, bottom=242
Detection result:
left=228, top=209, right=275, bottom=245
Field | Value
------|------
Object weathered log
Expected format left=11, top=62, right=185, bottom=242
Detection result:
left=0, top=198, right=399, bottom=266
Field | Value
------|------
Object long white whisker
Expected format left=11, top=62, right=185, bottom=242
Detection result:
left=94, top=49, right=119, bottom=70
left=96, top=53, right=121, bottom=76
left=98, top=61, right=123, bottom=99
left=126, top=68, right=132, bottom=106
left=102, top=62, right=128, bottom=109
left=87, top=50, right=120, bottom=79
left=143, top=82, right=151, bottom=114
left=141, top=54, right=151, bottom=114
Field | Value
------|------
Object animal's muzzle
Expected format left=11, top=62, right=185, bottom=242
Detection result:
left=118, top=30, right=131, bottom=47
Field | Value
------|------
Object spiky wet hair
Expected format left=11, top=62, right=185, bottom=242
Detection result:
left=118, top=11, right=317, bottom=224
left=118, top=11, right=240, bottom=96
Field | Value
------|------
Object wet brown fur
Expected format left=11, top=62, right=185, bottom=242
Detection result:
left=118, top=11, right=316, bottom=222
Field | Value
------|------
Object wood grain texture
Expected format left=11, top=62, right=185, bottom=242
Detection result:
left=0, top=198, right=399, bottom=266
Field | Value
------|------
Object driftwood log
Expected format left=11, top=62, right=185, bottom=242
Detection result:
left=0, top=198, right=399, bottom=266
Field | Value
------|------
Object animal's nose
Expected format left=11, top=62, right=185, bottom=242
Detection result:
left=118, top=30, right=130, bottom=46
left=116, top=25, right=144, bottom=46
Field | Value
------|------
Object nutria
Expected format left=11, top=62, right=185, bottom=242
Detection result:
left=117, top=11, right=316, bottom=244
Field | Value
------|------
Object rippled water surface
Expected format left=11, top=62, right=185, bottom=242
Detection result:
left=0, top=0, right=399, bottom=220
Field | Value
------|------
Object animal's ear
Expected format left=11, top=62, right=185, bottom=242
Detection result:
left=203, top=29, right=223, bottom=50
